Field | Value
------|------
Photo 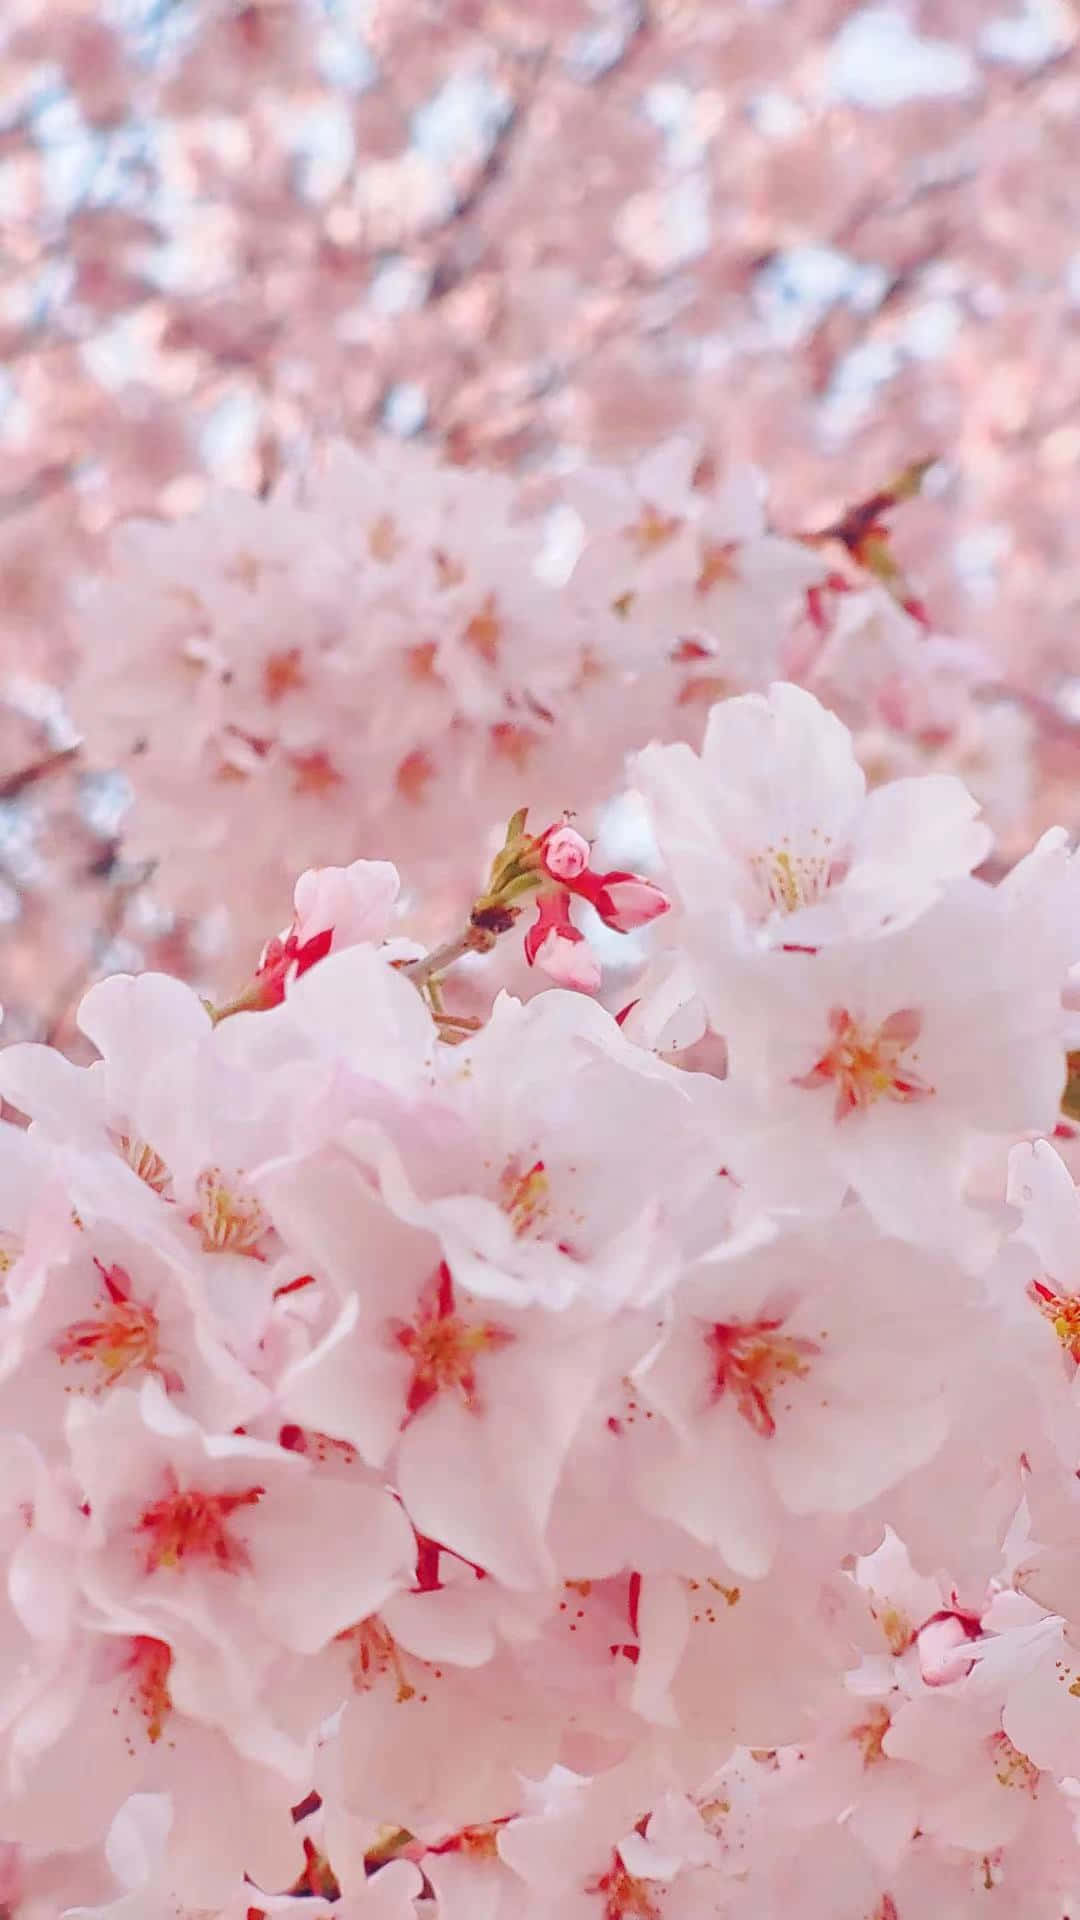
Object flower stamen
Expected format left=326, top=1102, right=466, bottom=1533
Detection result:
left=499, top=1158, right=550, bottom=1237
left=852, top=1703, right=891, bottom=1767
left=189, top=1167, right=268, bottom=1258
left=793, top=1006, right=933, bottom=1122
left=586, top=1854, right=662, bottom=1920
left=391, top=1263, right=513, bottom=1419
left=117, top=1135, right=173, bottom=1195
left=125, top=1636, right=173, bottom=1743
left=1028, top=1279, right=1080, bottom=1362
left=708, top=1316, right=820, bottom=1438
left=54, top=1258, right=173, bottom=1393
left=137, top=1478, right=264, bottom=1573
left=339, top=1616, right=417, bottom=1704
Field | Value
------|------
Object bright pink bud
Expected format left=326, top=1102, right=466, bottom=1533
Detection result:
left=524, top=890, right=602, bottom=992
left=523, top=891, right=570, bottom=967
left=292, top=859, right=399, bottom=947
left=535, top=929, right=602, bottom=992
left=568, top=868, right=671, bottom=933
left=916, top=1612, right=977, bottom=1688
left=524, top=890, right=577, bottom=965
left=542, top=825, right=591, bottom=881
left=247, top=861, right=399, bottom=1011
left=252, top=925, right=333, bottom=1009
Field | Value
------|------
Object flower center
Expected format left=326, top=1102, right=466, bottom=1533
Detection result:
left=463, top=593, right=502, bottom=665
left=498, top=1158, right=550, bottom=1237
left=696, top=538, right=738, bottom=595
left=117, top=1134, right=172, bottom=1196
left=873, top=1604, right=913, bottom=1657
left=628, top=503, right=681, bottom=554
left=0, top=1236, right=20, bottom=1294
left=54, top=1258, right=165, bottom=1392
left=125, top=1636, right=173, bottom=1743
left=262, top=646, right=306, bottom=702
left=290, top=748, right=343, bottom=796
left=137, top=1479, right=264, bottom=1573
left=792, top=1006, right=933, bottom=1121
left=288, top=1839, right=341, bottom=1900
left=852, top=1703, right=891, bottom=1767
left=990, top=1731, right=1039, bottom=1793
left=708, top=1316, right=821, bottom=1438
left=432, top=1822, right=508, bottom=1860
left=1028, top=1279, right=1080, bottom=1361
left=586, top=1855, right=663, bottom=1920
left=189, top=1167, right=268, bottom=1257
left=392, top=1263, right=513, bottom=1419
left=338, top=1616, right=416, bottom=1703
left=748, top=842, right=835, bottom=916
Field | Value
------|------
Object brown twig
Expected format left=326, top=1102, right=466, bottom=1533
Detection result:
left=0, top=461, right=76, bottom=522
left=403, top=922, right=497, bottom=988
left=0, top=745, right=80, bottom=803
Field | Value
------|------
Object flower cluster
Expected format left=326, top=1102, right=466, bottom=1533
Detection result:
left=63, top=434, right=1042, bottom=1006
left=2, top=684, right=1080, bottom=1916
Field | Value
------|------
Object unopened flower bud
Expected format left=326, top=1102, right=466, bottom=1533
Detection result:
left=916, top=1613, right=976, bottom=1688
left=543, top=825, right=591, bottom=881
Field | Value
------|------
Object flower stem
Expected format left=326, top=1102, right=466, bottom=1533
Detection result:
left=403, top=923, right=494, bottom=988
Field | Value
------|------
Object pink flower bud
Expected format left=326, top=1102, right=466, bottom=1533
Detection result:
left=543, top=825, right=591, bottom=881
left=569, top=868, right=671, bottom=932
left=292, top=859, right=400, bottom=946
left=243, top=860, right=401, bottom=1013
left=524, top=888, right=602, bottom=991
left=534, top=929, right=602, bottom=993
left=252, top=925, right=334, bottom=1008
left=916, top=1613, right=976, bottom=1688
left=595, top=874, right=671, bottom=931
left=523, top=890, right=571, bottom=968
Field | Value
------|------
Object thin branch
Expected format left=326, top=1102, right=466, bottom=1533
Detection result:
left=0, top=462, right=76, bottom=523
left=402, top=923, right=494, bottom=988
left=0, top=745, right=79, bottom=803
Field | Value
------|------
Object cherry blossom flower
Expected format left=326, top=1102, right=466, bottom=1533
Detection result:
left=632, top=1213, right=975, bottom=1577
left=633, top=681, right=991, bottom=948
left=708, top=873, right=1074, bottom=1254
left=237, top=858, right=405, bottom=1013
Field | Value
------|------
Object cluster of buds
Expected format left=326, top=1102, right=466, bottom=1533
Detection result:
left=205, top=815, right=670, bottom=1026
left=473, top=812, right=671, bottom=992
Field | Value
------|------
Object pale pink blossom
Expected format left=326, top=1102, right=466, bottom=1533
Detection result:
left=2, top=658, right=1080, bottom=1911
left=633, top=682, right=992, bottom=949
left=245, top=858, right=406, bottom=1010
left=710, top=873, right=1074, bottom=1255
left=632, top=1212, right=974, bottom=1577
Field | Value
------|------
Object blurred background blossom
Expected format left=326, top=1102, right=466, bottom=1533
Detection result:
left=2, top=0, right=1080, bottom=1046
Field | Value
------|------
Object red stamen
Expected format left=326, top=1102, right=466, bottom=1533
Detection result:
left=708, top=1317, right=821, bottom=1438
left=125, top=1636, right=173, bottom=1744
left=391, top=1264, right=512, bottom=1420
left=137, top=1478, right=264, bottom=1573
left=793, top=1006, right=933, bottom=1122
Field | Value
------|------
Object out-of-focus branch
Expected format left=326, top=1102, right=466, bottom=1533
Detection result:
left=0, top=746, right=80, bottom=803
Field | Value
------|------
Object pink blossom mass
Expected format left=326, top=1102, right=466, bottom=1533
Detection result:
left=2, top=676, right=1080, bottom=1914
left=2, top=0, right=1080, bottom=1914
